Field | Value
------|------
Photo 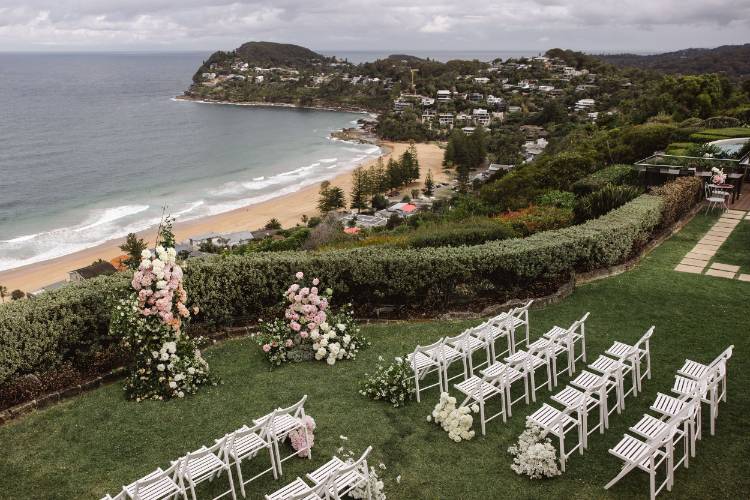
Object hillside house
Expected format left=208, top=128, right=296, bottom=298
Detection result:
left=436, top=90, right=452, bottom=102
left=68, top=261, right=117, bottom=283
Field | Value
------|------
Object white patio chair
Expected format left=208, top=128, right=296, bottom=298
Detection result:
left=455, top=369, right=511, bottom=435
left=605, top=326, right=654, bottom=393
left=551, top=371, right=611, bottom=448
left=307, top=446, right=372, bottom=500
left=254, top=396, right=312, bottom=476
left=219, top=417, right=278, bottom=498
left=101, top=491, right=128, bottom=500
left=504, top=347, right=552, bottom=403
left=589, top=351, right=638, bottom=402
left=471, top=316, right=514, bottom=361
left=407, top=340, right=445, bottom=402
left=264, top=477, right=326, bottom=500
left=173, top=439, right=237, bottom=500
left=606, top=428, right=676, bottom=499
left=526, top=403, right=581, bottom=472
left=704, top=183, right=729, bottom=213
left=527, top=335, right=568, bottom=387
left=570, top=368, right=620, bottom=427
left=542, top=312, right=589, bottom=379
left=122, top=463, right=186, bottom=500
left=443, top=329, right=485, bottom=381
left=484, top=357, right=529, bottom=417
left=677, top=345, right=733, bottom=434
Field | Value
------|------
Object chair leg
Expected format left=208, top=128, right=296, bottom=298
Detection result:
left=226, top=466, right=238, bottom=500
left=235, top=459, right=246, bottom=498
left=480, top=401, right=486, bottom=436
left=559, top=433, right=566, bottom=473
left=415, top=373, right=421, bottom=403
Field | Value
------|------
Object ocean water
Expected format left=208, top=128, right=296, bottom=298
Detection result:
left=0, top=53, right=380, bottom=271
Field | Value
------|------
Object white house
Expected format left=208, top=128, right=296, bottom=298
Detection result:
left=575, top=98, right=596, bottom=111
left=438, top=113, right=454, bottom=126
left=473, top=77, right=490, bottom=84
left=472, top=108, right=490, bottom=126
left=436, top=90, right=452, bottom=101
left=421, top=96, right=435, bottom=106
left=422, top=109, right=436, bottom=122
left=538, top=85, right=555, bottom=92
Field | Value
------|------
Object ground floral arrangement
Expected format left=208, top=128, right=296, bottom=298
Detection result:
left=338, top=436, right=388, bottom=500
left=507, top=421, right=562, bottom=479
left=427, top=393, right=478, bottom=442
left=110, top=235, right=214, bottom=401
left=359, top=356, right=415, bottom=407
left=256, top=272, right=368, bottom=366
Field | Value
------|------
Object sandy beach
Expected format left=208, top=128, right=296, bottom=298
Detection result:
left=0, top=141, right=448, bottom=297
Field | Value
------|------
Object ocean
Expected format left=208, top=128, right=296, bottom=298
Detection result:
left=0, top=52, right=380, bottom=272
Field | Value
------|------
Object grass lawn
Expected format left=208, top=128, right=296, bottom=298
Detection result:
left=711, top=217, right=750, bottom=275
left=1, top=212, right=748, bottom=499
left=690, top=127, right=750, bottom=141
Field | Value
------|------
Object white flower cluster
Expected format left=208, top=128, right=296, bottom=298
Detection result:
left=311, top=321, right=357, bottom=365
left=507, top=421, right=561, bottom=479
left=337, top=438, right=387, bottom=500
left=427, top=392, right=477, bottom=442
left=359, top=356, right=415, bottom=407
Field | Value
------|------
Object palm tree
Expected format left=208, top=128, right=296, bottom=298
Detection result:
left=0, top=285, right=7, bottom=303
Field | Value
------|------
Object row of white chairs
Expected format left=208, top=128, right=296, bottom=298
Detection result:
left=525, top=326, right=654, bottom=471
left=265, top=447, right=372, bottom=500
left=605, top=345, right=733, bottom=499
left=102, top=396, right=312, bottom=500
left=454, top=312, right=591, bottom=437
left=406, top=301, right=533, bottom=402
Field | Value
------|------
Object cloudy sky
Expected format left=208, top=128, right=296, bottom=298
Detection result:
left=0, top=0, right=748, bottom=53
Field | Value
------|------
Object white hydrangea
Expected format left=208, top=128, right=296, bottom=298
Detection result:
left=508, top=421, right=561, bottom=479
left=429, top=392, right=477, bottom=442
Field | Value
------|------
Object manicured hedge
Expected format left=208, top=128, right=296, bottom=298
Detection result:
left=571, top=165, right=639, bottom=196
left=651, top=177, right=702, bottom=228
left=0, top=195, right=669, bottom=386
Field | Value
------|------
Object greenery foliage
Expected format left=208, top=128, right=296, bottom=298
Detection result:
left=651, top=177, right=703, bottom=228
left=573, top=184, right=642, bottom=223
left=571, top=166, right=639, bottom=196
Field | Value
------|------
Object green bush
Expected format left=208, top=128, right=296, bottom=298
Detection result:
left=574, top=184, right=642, bottom=222
left=406, top=218, right=516, bottom=248
left=651, top=177, right=702, bottom=228
left=535, top=190, right=575, bottom=210
left=0, top=196, right=667, bottom=386
left=571, top=166, right=639, bottom=196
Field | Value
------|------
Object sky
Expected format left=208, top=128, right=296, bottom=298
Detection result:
left=0, top=0, right=748, bottom=54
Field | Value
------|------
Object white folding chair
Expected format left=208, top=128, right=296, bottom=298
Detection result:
left=677, top=345, right=733, bottom=435
left=264, top=477, right=326, bottom=500
left=472, top=316, right=514, bottom=362
left=589, top=350, right=638, bottom=403
left=173, top=440, right=237, bottom=500
left=407, top=340, right=445, bottom=402
left=307, top=446, right=372, bottom=499
left=605, top=326, right=654, bottom=393
left=101, top=491, right=128, bottom=500
left=122, top=463, right=185, bottom=500
left=455, top=369, right=510, bottom=435
left=219, top=417, right=278, bottom=498
left=443, top=329, right=485, bottom=381
left=551, top=371, right=611, bottom=449
left=570, top=367, right=620, bottom=427
left=504, top=347, right=552, bottom=403
left=526, top=403, right=581, bottom=472
left=484, top=357, right=529, bottom=417
left=606, top=428, right=676, bottom=499
left=542, top=312, right=589, bottom=380
left=254, top=396, right=312, bottom=476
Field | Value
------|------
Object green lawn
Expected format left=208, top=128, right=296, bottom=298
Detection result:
left=711, top=217, right=750, bottom=275
left=0, top=213, right=748, bottom=499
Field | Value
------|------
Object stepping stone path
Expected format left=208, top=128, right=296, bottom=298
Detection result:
left=675, top=210, right=748, bottom=280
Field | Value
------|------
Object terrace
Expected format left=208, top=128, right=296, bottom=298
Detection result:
left=0, top=212, right=748, bottom=499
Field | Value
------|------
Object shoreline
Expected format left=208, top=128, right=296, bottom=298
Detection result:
left=0, top=142, right=448, bottom=296
left=173, top=94, right=376, bottom=115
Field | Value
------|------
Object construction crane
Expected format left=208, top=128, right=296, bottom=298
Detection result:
left=410, top=68, right=419, bottom=93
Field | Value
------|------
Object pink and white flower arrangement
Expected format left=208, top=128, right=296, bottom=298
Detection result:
left=288, top=415, right=316, bottom=457
left=111, top=238, right=214, bottom=401
left=711, top=167, right=727, bottom=185
left=256, top=272, right=368, bottom=367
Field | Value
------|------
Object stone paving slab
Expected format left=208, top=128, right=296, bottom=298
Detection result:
left=727, top=209, right=746, bottom=215
left=684, top=252, right=711, bottom=262
left=721, top=213, right=744, bottom=220
left=694, top=243, right=720, bottom=251
left=714, top=223, right=739, bottom=230
left=706, top=228, right=733, bottom=236
left=738, top=274, right=750, bottom=282
left=675, top=264, right=705, bottom=274
left=691, top=247, right=716, bottom=257
left=710, top=263, right=740, bottom=272
left=700, top=236, right=727, bottom=244
left=705, top=269, right=736, bottom=279
left=681, top=258, right=709, bottom=268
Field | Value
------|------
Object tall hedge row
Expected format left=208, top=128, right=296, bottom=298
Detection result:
left=0, top=194, right=666, bottom=385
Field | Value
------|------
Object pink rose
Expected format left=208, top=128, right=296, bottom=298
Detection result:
left=290, top=322, right=301, bottom=332
left=312, top=278, right=320, bottom=286
left=299, top=331, right=308, bottom=338
left=262, top=344, right=271, bottom=352
left=295, top=272, right=304, bottom=279
left=285, top=339, right=294, bottom=347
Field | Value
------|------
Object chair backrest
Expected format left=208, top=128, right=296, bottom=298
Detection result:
left=228, top=418, right=273, bottom=456
left=708, top=345, right=734, bottom=369
left=513, top=300, right=533, bottom=323
left=179, top=442, right=224, bottom=480
left=285, top=479, right=331, bottom=500
left=633, top=326, right=655, bottom=354
left=276, top=395, right=308, bottom=420
left=132, top=464, right=178, bottom=499
left=445, top=329, right=474, bottom=352
left=413, top=338, right=444, bottom=365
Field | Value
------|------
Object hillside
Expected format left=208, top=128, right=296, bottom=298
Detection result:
left=594, top=43, right=750, bottom=78
left=234, top=41, right=331, bottom=67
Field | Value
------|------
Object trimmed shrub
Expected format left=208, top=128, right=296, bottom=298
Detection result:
left=651, top=177, right=702, bottom=228
left=535, top=191, right=575, bottom=210
left=572, top=166, right=640, bottom=196
left=499, top=206, right=574, bottom=237
left=574, top=184, right=642, bottom=223
left=0, top=196, right=664, bottom=386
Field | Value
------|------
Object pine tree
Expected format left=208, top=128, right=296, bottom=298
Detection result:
left=120, top=233, right=148, bottom=270
left=318, top=181, right=346, bottom=213
left=408, top=142, right=420, bottom=182
left=350, top=167, right=369, bottom=212
left=386, top=158, right=402, bottom=190
left=423, top=170, right=435, bottom=196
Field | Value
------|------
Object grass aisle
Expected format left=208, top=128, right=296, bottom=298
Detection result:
left=0, top=213, right=748, bottom=499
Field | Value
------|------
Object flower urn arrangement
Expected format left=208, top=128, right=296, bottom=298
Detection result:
left=110, top=236, right=213, bottom=401
left=711, top=167, right=727, bottom=185
left=256, top=272, right=368, bottom=367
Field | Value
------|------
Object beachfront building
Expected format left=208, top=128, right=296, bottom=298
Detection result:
left=387, top=202, right=418, bottom=217
left=68, top=261, right=117, bottom=283
left=422, top=109, right=437, bottom=123
left=438, top=113, right=454, bottom=127
left=574, top=98, right=596, bottom=111
left=436, top=89, right=452, bottom=102
left=472, top=108, right=491, bottom=126
left=393, top=98, right=413, bottom=112
left=188, top=231, right=256, bottom=250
